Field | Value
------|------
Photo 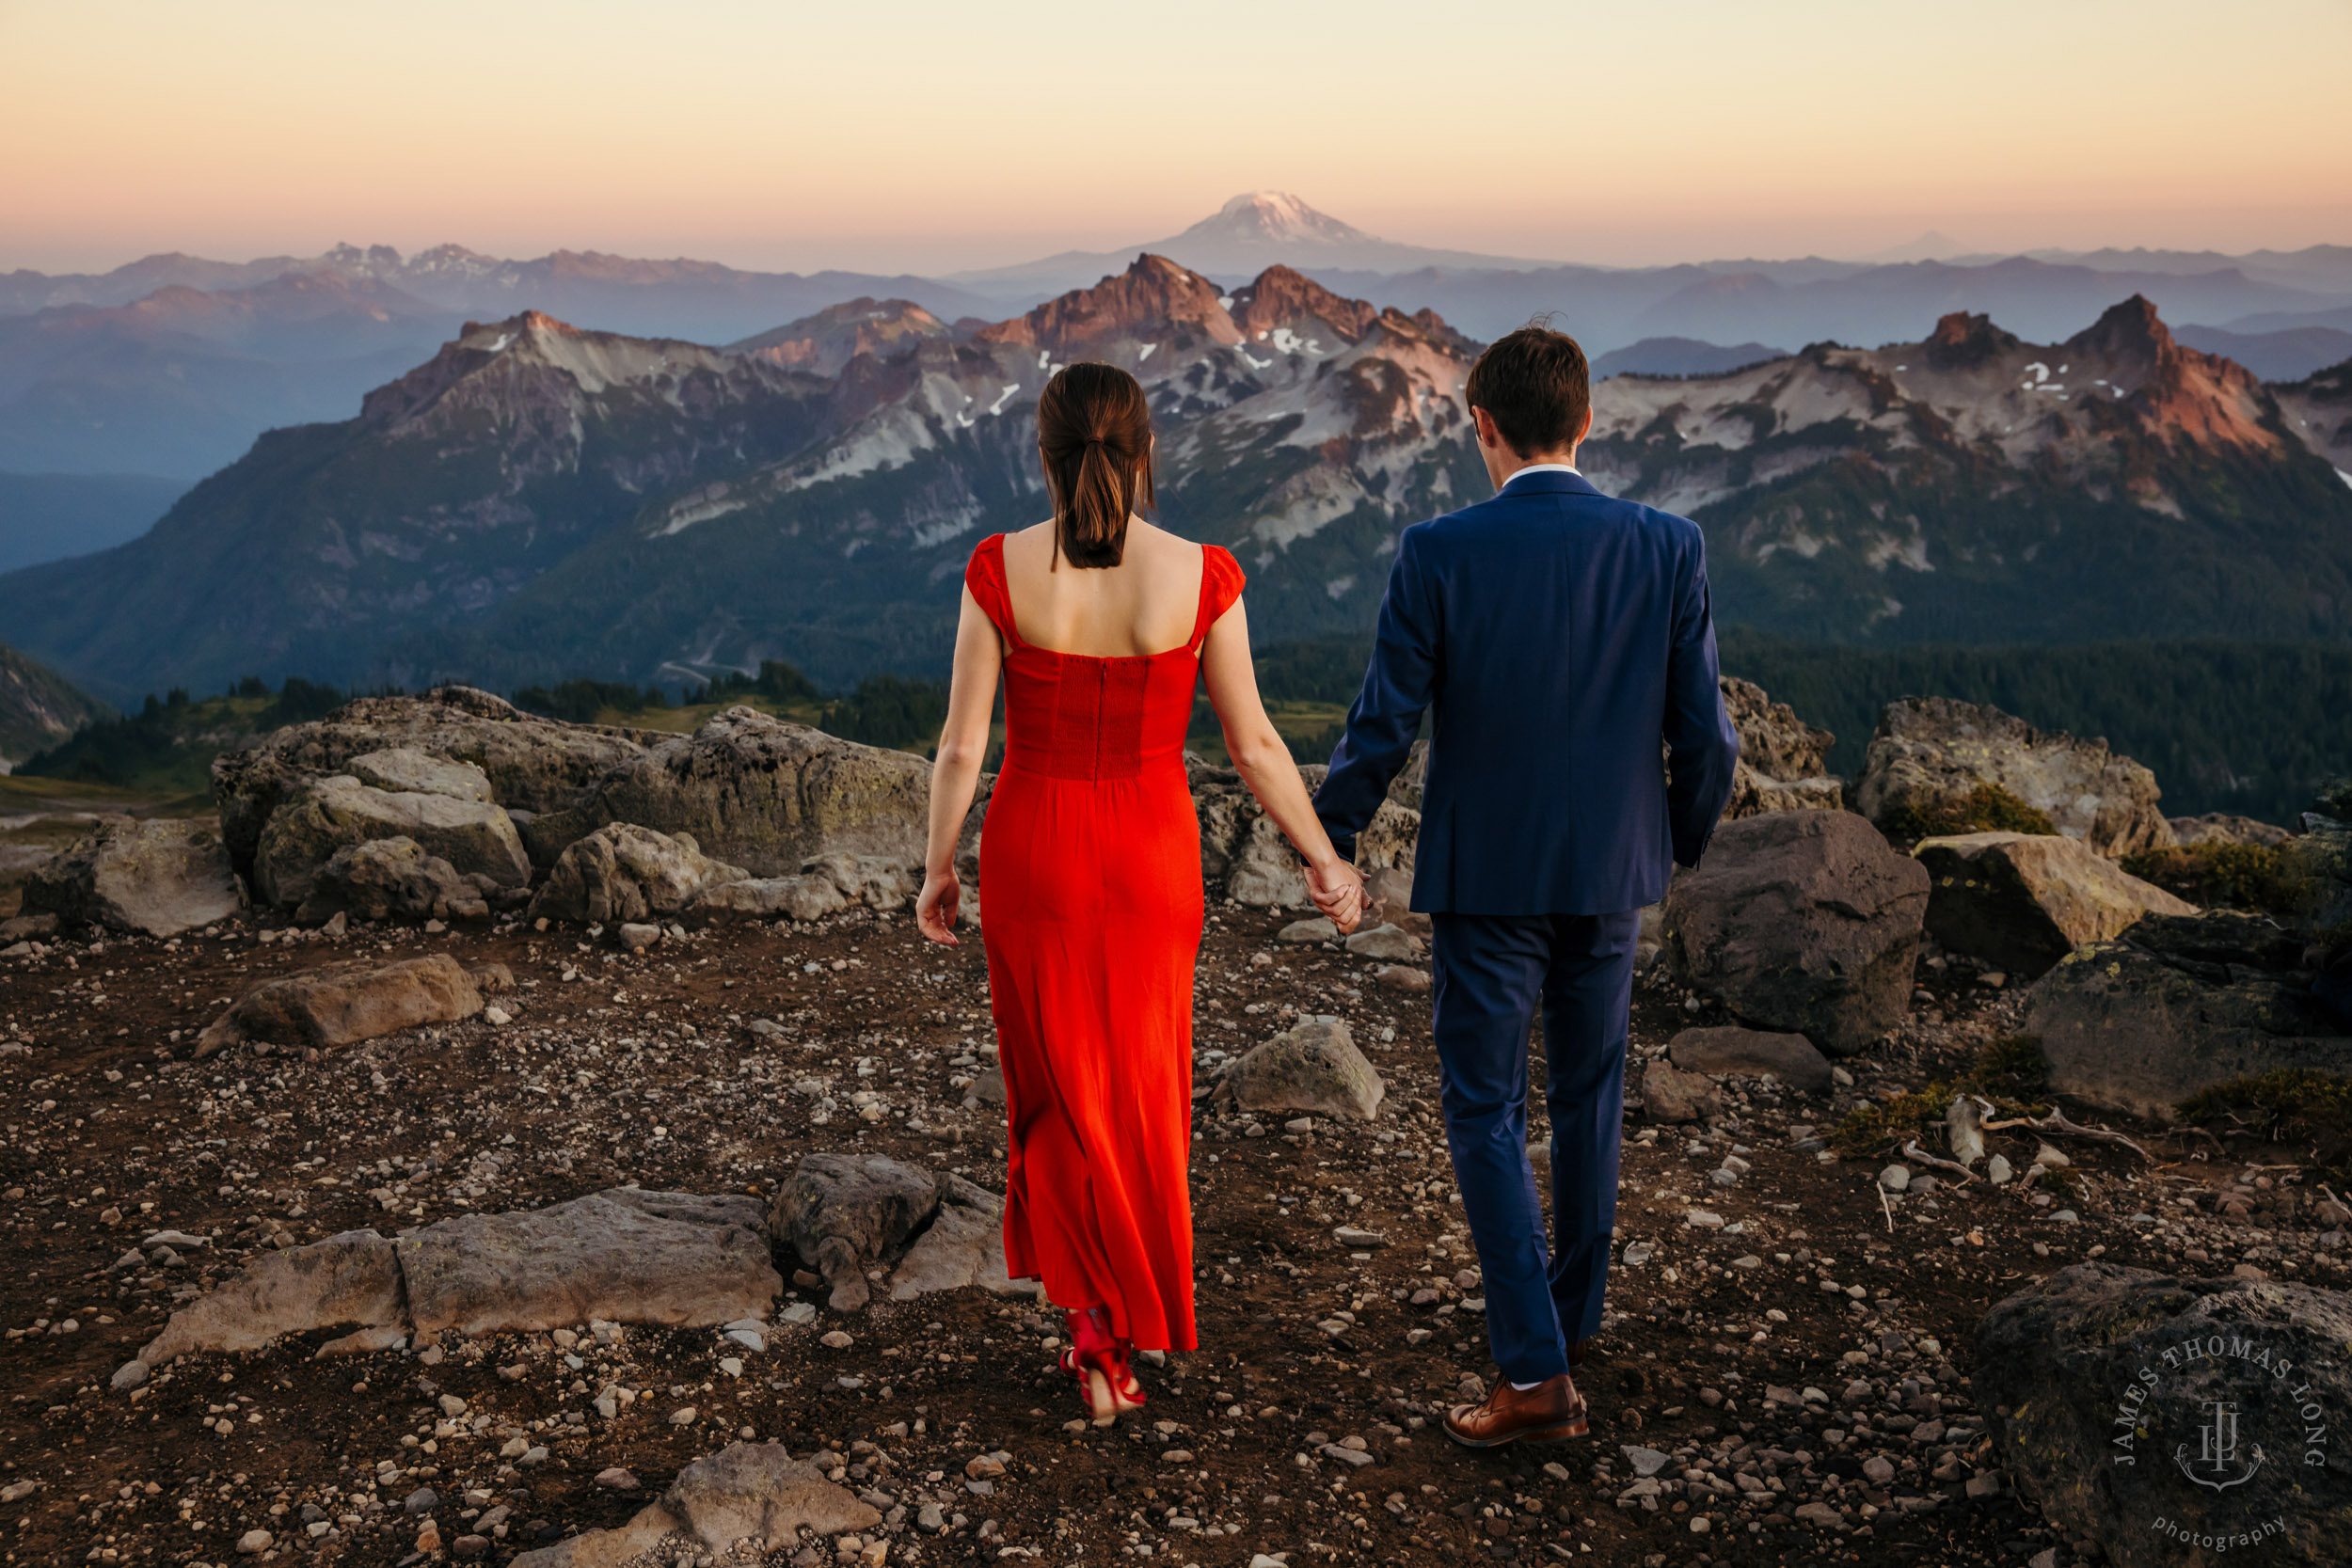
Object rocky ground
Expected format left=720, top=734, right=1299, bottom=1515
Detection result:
left=5, top=897, right=2346, bottom=1568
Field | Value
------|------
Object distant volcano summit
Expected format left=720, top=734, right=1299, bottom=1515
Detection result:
left=945, top=193, right=1551, bottom=297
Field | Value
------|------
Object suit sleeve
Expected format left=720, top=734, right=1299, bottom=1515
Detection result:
left=1663, top=528, right=1741, bottom=866
left=1313, top=527, right=1440, bottom=862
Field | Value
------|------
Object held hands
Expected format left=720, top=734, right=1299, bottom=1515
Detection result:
left=1306, top=859, right=1368, bottom=935
left=915, top=869, right=961, bottom=945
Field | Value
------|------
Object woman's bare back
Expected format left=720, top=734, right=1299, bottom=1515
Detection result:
left=995, top=517, right=1206, bottom=657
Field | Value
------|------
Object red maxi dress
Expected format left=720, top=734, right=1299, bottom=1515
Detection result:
left=965, top=532, right=1246, bottom=1353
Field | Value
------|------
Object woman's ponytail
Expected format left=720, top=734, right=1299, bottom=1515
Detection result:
left=1036, top=364, right=1154, bottom=569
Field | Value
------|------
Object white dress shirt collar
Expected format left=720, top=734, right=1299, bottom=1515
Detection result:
left=1507, top=461, right=1581, bottom=480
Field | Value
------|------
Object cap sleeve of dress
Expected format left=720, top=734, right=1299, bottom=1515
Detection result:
left=964, top=534, right=1020, bottom=646
left=1198, top=545, right=1247, bottom=641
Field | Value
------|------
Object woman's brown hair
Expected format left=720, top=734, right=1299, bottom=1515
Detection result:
left=1036, top=362, right=1154, bottom=569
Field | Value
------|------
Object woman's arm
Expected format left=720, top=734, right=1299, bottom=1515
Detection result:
left=916, top=589, right=1004, bottom=944
left=1200, top=596, right=1366, bottom=932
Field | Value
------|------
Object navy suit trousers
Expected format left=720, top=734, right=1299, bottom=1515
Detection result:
left=1429, top=909, right=1640, bottom=1384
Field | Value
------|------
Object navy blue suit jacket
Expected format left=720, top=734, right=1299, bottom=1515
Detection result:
left=1313, top=467, right=1741, bottom=915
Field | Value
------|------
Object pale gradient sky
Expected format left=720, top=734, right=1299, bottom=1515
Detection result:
left=4, top=0, right=2347, bottom=276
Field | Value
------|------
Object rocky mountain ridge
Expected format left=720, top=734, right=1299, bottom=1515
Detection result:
left=2, top=256, right=2350, bottom=700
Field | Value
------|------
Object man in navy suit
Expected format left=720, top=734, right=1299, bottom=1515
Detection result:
left=1314, top=325, right=1740, bottom=1448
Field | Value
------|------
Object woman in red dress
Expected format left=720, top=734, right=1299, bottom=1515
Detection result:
left=916, top=363, right=1365, bottom=1423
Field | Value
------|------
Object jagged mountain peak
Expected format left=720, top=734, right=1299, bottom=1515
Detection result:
left=360, top=310, right=755, bottom=430
left=1925, top=309, right=2023, bottom=371
left=728, top=297, right=950, bottom=376
left=975, top=254, right=1237, bottom=355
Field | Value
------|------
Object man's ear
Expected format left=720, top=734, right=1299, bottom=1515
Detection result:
left=1577, top=405, right=1595, bottom=447
left=1471, top=405, right=1500, bottom=450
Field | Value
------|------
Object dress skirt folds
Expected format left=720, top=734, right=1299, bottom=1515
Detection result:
left=965, top=533, right=1245, bottom=1352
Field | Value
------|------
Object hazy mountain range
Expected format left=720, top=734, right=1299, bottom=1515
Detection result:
left=2, top=246, right=2347, bottom=708
left=4, top=193, right=2348, bottom=491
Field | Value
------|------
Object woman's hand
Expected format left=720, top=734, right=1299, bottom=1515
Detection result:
left=916, top=869, right=961, bottom=945
left=1306, top=859, right=1367, bottom=935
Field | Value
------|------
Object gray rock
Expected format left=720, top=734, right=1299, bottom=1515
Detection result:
left=1621, top=1444, right=1672, bottom=1477
left=1912, top=831, right=2194, bottom=978
left=769, top=1154, right=943, bottom=1311
left=1222, top=1017, right=1385, bottom=1121
left=692, top=873, right=849, bottom=922
left=522, top=706, right=929, bottom=877
left=506, top=1504, right=684, bottom=1568
left=212, top=686, right=655, bottom=877
left=660, top=1442, right=882, bottom=1553
left=1855, top=695, right=2175, bottom=858
left=529, top=822, right=748, bottom=926
left=129, top=1228, right=404, bottom=1376
left=1665, top=1024, right=1835, bottom=1095
left=1978, top=1262, right=2352, bottom=1567
left=254, top=773, right=531, bottom=909
left=1879, top=1164, right=1913, bottom=1193
left=1196, top=761, right=1420, bottom=906
left=1361, top=865, right=1430, bottom=938
left=196, top=953, right=484, bottom=1057
left=1720, top=675, right=1845, bottom=819
left=396, top=1189, right=777, bottom=1337
left=1662, top=810, right=1930, bottom=1056
left=23, top=816, right=242, bottom=938
left=293, top=836, right=492, bottom=926
left=1278, top=916, right=1338, bottom=944
left=346, top=747, right=494, bottom=803
left=888, top=1174, right=1025, bottom=1301
left=616, top=922, right=661, bottom=951
left=1641, top=1059, right=1724, bottom=1123
left=2167, top=813, right=2293, bottom=848
left=2021, top=910, right=2352, bottom=1121
left=1344, top=924, right=1420, bottom=962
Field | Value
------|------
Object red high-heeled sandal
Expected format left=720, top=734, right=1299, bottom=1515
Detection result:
left=1056, top=1307, right=1145, bottom=1425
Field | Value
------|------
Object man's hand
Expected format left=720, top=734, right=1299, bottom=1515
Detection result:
left=1307, top=859, right=1367, bottom=935
left=915, top=870, right=961, bottom=945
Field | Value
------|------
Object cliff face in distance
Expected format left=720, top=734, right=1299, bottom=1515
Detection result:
left=0, top=641, right=105, bottom=768
left=2, top=257, right=2349, bottom=702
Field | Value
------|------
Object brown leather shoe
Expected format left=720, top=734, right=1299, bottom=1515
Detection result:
left=1443, top=1373, right=1589, bottom=1449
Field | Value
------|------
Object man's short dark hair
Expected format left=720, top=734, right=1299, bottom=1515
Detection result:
left=1464, top=322, right=1591, bottom=456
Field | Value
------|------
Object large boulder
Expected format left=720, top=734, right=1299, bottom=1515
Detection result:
left=515, top=1444, right=881, bottom=1568
left=293, top=836, right=493, bottom=926
left=660, top=1443, right=882, bottom=1553
left=1662, top=809, right=1930, bottom=1056
left=1977, top=1262, right=2352, bottom=1568
left=253, top=773, right=530, bottom=909
left=1719, top=675, right=1844, bottom=818
left=1914, top=830, right=2197, bottom=978
left=528, top=823, right=748, bottom=925
left=119, top=1190, right=781, bottom=1386
left=1195, top=755, right=1420, bottom=906
left=1665, top=1023, right=1836, bottom=1095
left=1221, top=1016, right=1386, bottom=1120
left=2286, top=800, right=2352, bottom=931
left=1855, top=695, right=2175, bottom=858
left=122, top=1228, right=404, bottom=1382
left=768, top=1153, right=944, bottom=1311
left=2020, top=911, right=2352, bottom=1121
left=2169, top=812, right=2294, bottom=848
left=212, top=686, right=657, bottom=874
left=521, top=706, right=929, bottom=878
left=196, top=952, right=485, bottom=1057
left=885, top=1173, right=1022, bottom=1301
left=22, top=815, right=242, bottom=937
left=395, top=1189, right=779, bottom=1337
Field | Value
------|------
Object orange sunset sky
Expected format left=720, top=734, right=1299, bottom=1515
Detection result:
left=4, top=0, right=2347, bottom=274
